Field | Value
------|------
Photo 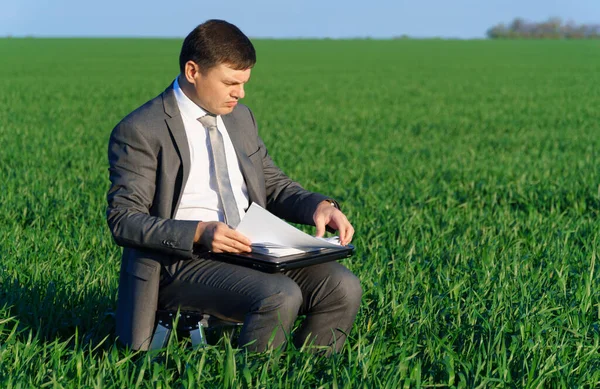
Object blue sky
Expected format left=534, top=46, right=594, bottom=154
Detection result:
left=3, top=0, right=599, bottom=39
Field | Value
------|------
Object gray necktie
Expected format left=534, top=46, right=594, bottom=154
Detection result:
left=198, top=115, right=241, bottom=227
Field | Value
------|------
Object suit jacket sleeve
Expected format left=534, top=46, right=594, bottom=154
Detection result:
left=106, top=120, right=198, bottom=258
left=246, top=109, right=337, bottom=225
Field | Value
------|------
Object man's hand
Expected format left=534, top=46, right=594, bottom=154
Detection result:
left=194, top=221, right=252, bottom=253
left=313, top=200, right=354, bottom=246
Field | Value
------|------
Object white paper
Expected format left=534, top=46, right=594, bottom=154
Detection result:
left=236, top=203, right=342, bottom=251
left=250, top=243, right=315, bottom=257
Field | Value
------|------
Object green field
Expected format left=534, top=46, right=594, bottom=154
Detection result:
left=1, top=38, right=600, bottom=387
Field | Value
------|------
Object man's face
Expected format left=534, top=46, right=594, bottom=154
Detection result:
left=187, top=62, right=251, bottom=116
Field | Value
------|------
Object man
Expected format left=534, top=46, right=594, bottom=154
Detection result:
left=107, top=19, right=362, bottom=353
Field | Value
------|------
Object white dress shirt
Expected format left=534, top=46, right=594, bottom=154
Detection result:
left=172, top=77, right=249, bottom=223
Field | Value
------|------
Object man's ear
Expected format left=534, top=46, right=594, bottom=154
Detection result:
left=184, top=61, right=200, bottom=84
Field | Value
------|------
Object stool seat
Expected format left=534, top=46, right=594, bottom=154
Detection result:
left=149, top=309, right=242, bottom=350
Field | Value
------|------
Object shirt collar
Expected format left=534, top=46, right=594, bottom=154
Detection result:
left=173, top=76, right=209, bottom=120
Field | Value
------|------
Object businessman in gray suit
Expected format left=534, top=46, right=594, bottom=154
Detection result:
left=107, top=20, right=362, bottom=353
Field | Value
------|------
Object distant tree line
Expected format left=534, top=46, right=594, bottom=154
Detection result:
left=487, top=18, right=600, bottom=39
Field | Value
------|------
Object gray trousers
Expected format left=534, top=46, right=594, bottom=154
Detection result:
left=158, top=257, right=362, bottom=353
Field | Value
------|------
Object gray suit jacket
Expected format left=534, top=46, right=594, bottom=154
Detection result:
left=107, top=83, right=333, bottom=350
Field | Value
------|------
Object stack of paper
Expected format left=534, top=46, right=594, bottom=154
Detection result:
left=236, top=204, right=342, bottom=257
left=250, top=243, right=317, bottom=258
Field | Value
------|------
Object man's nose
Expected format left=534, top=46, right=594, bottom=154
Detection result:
left=233, top=85, right=245, bottom=99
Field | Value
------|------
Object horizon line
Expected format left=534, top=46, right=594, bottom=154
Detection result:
left=1, top=35, right=486, bottom=40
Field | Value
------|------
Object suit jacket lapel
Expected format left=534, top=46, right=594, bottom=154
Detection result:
left=222, top=113, right=262, bottom=205
left=162, top=83, right=191, bottom=216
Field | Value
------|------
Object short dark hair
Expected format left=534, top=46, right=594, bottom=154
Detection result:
left=179, top=20, right=256, bottom=73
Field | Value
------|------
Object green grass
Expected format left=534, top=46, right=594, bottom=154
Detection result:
left=1, top=38, right=600, bottom=387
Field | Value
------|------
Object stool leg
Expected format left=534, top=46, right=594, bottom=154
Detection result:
left=149, top=324, right=171, bottom=350
left=190, top=323, right=207, bottom=348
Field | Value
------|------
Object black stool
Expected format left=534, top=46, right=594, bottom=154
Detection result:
left=149, top=310, right=242, bottom=350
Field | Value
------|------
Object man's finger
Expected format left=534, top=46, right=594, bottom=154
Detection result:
left=215, top=237, right=251, bottom=253
left=314, top=216, right=326, bottom=238
left=338, top=223, right=348, bottom=245
left=215, top=224, right=250, bottom=245
left=333, top=215, right=353, bottom=245
left=345, top=225, right=355, bottom=245
left=224, top=235, right=252, bottom=252
left=211, top=226, right=250, bottom=251
left=226, top=228, right=252, bottom=246
left=341, top=226, right=353, bottom=246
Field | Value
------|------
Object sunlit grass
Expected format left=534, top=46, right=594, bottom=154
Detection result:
left=1, top=38, right=599, bottom=387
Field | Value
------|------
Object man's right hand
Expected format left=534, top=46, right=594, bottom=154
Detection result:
left=194, top=221, right=252, bottom=253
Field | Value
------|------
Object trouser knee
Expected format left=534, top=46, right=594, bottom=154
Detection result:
left=251, top=279, right=303, bottom=323
left=331, top=271, right=363, bottom=312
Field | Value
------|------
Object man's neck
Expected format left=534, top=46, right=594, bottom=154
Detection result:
left=177, top=74, right=213, bottom=115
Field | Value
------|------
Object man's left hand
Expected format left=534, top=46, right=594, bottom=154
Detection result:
left=313, top=200, right=354, bottom=246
